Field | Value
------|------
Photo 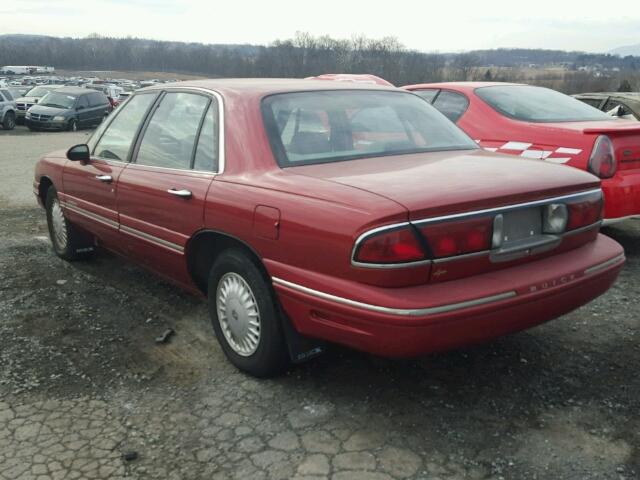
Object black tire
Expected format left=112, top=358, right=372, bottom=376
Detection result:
left=207, top=249, right=289, bottom=377
left=2, top=111, right=15, bottom=130
left=45, top=187, right=94, bottom=261
left=68, top=119, right=78, bottom=132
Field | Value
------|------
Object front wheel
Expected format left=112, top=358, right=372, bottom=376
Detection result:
left=45, top=188, right=93, bottom=261
left=68, top=119, right=78, bottom=132
left=2, top=111, right=15, bottom=130
left=208, top=249, right=289, bottom=377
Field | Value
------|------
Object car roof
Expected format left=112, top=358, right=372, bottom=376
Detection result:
left=142, top=78, right=397, bottom=96
left=403, top=81, right=524, bottom=92
left=53, top=87, right=97, bottom=96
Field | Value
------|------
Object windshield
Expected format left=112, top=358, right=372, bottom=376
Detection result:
left=39, top=92, right=77, bottom=109
left=25, top=86, right=55, bottom=98
left=262, top=90, right=477, bottom=166
left=476, top=85, right=612, bottom=123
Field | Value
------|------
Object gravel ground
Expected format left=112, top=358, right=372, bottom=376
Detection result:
left=0, top=126, right=639, bottom=480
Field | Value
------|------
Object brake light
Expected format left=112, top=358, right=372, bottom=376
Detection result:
left=418, top=217, right=492, bottom=258
left=588, top=135, right=617, bottom=179
left=567, top=192, right=603, bottom=230
left=354, top=227, right=425, bottom=264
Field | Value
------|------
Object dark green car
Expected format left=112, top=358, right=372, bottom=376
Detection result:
left=572, top=92, right=640, bottom=120
left=25, top=87, right=111, bottom=131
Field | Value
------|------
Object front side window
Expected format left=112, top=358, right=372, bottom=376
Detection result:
left=0, top=89, right=12, bottom=101
left=135, top=92, right=209, bottom=169
left=78, top=96, right=90, bottom=109
left=39, top=92, right=77, bottom=109
left=432, top=91, right=469, bottom=122
left=93, top=93, right=157, bottom=161
left=476, top=85, right=611, bottom=123
left=262, top=90, right=477, bottom=167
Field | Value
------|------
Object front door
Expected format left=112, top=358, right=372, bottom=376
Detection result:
left=116, top=91, right=219, bottom=287
left=62, top=91, right=159, bottom=250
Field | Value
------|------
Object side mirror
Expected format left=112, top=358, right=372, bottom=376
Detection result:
left=67, top=144, right=90, bottom=162
left=76, top=105, right=85, bottom=111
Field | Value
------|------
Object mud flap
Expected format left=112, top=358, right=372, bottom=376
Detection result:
left=279, top=311, right=325, bottom=363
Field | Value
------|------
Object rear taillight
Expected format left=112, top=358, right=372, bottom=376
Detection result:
left=567, top=192, right=603, bottom=230
left=588, top=135, right=617, bottom=179
left=418, top=217, right=493, bottom=258
left=354, top=227, right=425, bottom=264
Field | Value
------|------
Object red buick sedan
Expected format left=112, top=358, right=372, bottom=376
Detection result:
left=403, top=82, right=640, bottom=224
left=34, top=79, right=624, bottom=376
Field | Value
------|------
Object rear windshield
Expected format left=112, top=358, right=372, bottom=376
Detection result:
left=476, top=85, right=611, bottom=123
left=262, top=90, right=477, bottom=166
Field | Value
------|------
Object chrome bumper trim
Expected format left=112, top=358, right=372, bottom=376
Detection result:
left=584, top=254, right=625, bottom=275
left=272, top=277, right=516, bottom=317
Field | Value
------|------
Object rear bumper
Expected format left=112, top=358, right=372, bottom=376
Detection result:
left=602, top=169, right=640, bottom=222
left=270, top=234, right=624, bottom=357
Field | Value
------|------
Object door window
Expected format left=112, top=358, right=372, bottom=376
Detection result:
left=93, top=93, right=157, bottom=161
left=193, top=101, right=219, bottom=171
left=135, top=92, right=209, bottom=170
left=78, top=96, right=90, bottom=109
left=432, top=91, right=469, bottom=122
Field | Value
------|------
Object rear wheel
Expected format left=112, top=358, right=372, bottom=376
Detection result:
left=68, top=119, right=78, bottom=132
left=45, top=188, right=93, bottom=261
left=2, top=111, right=15, bottom=130
left=208, top=249, right=289, bottom=377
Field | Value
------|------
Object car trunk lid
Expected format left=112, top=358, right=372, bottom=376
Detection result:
left=291, top=149, right=600, bottom=220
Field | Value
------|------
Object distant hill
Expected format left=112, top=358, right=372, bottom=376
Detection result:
left=610, top=44, right=640, bottom=57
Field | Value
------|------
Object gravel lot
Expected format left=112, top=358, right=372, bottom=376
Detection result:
left=1, top=126, right=639, bottom=480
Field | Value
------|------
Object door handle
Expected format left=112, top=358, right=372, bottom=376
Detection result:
left=95, top=175, right=113, bottom=183
left=167, top=188, right=192, bottom=198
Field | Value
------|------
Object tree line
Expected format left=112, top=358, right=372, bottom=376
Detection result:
left=0, top=33, right=638, bottom=92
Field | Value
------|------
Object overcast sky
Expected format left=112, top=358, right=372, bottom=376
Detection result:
left=1, top=0, right=638, bottom=53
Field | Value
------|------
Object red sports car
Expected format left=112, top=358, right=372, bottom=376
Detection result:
left=403, top=82, right=640, bottom=224
left=34, top=79, right=624, bottom=376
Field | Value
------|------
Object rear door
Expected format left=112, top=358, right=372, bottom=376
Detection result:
left=116, top=90, right=219, bottom=286
left=76, top=95, right=91, bottom=127
left=61, top=92, right=158, bottom=249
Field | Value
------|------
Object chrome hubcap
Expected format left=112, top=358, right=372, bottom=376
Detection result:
left=50, top=199, right=68, bottom=249
left=216, top=273, right=261, bottom=356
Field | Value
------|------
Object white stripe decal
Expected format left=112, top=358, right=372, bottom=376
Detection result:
left=520, top=150, right=554, bottom=159
left=501, top=141, right=532, bottom=151
left=483, top=147, right=498, bottom=152
left=556, top=147, right=582, bottom=155
left=545, top=157, right=571, bottom=164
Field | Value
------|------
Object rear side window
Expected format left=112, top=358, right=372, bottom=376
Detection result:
left=135, top=92, right=210, bottom=170
left=93, top=93, right=157, bottom=161
left=193, top=101, right=219, bottom=171
left=432, top=91, right=469, bottom=122
left=413, top=89, right=439, bottom=103
left=89, top=92, right=106, bottom=106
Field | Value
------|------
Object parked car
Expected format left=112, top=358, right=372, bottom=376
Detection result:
left=573, top=92, right=640, bottom=121
left=14, top=85, right=64, bottom=123
left=403, top=82, right=640, bottom=224
left=0, top=87, right=17, bottom=130
left=26, top=87, right=111, bottom=131
left=34, top=79, right=624, bottom=376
